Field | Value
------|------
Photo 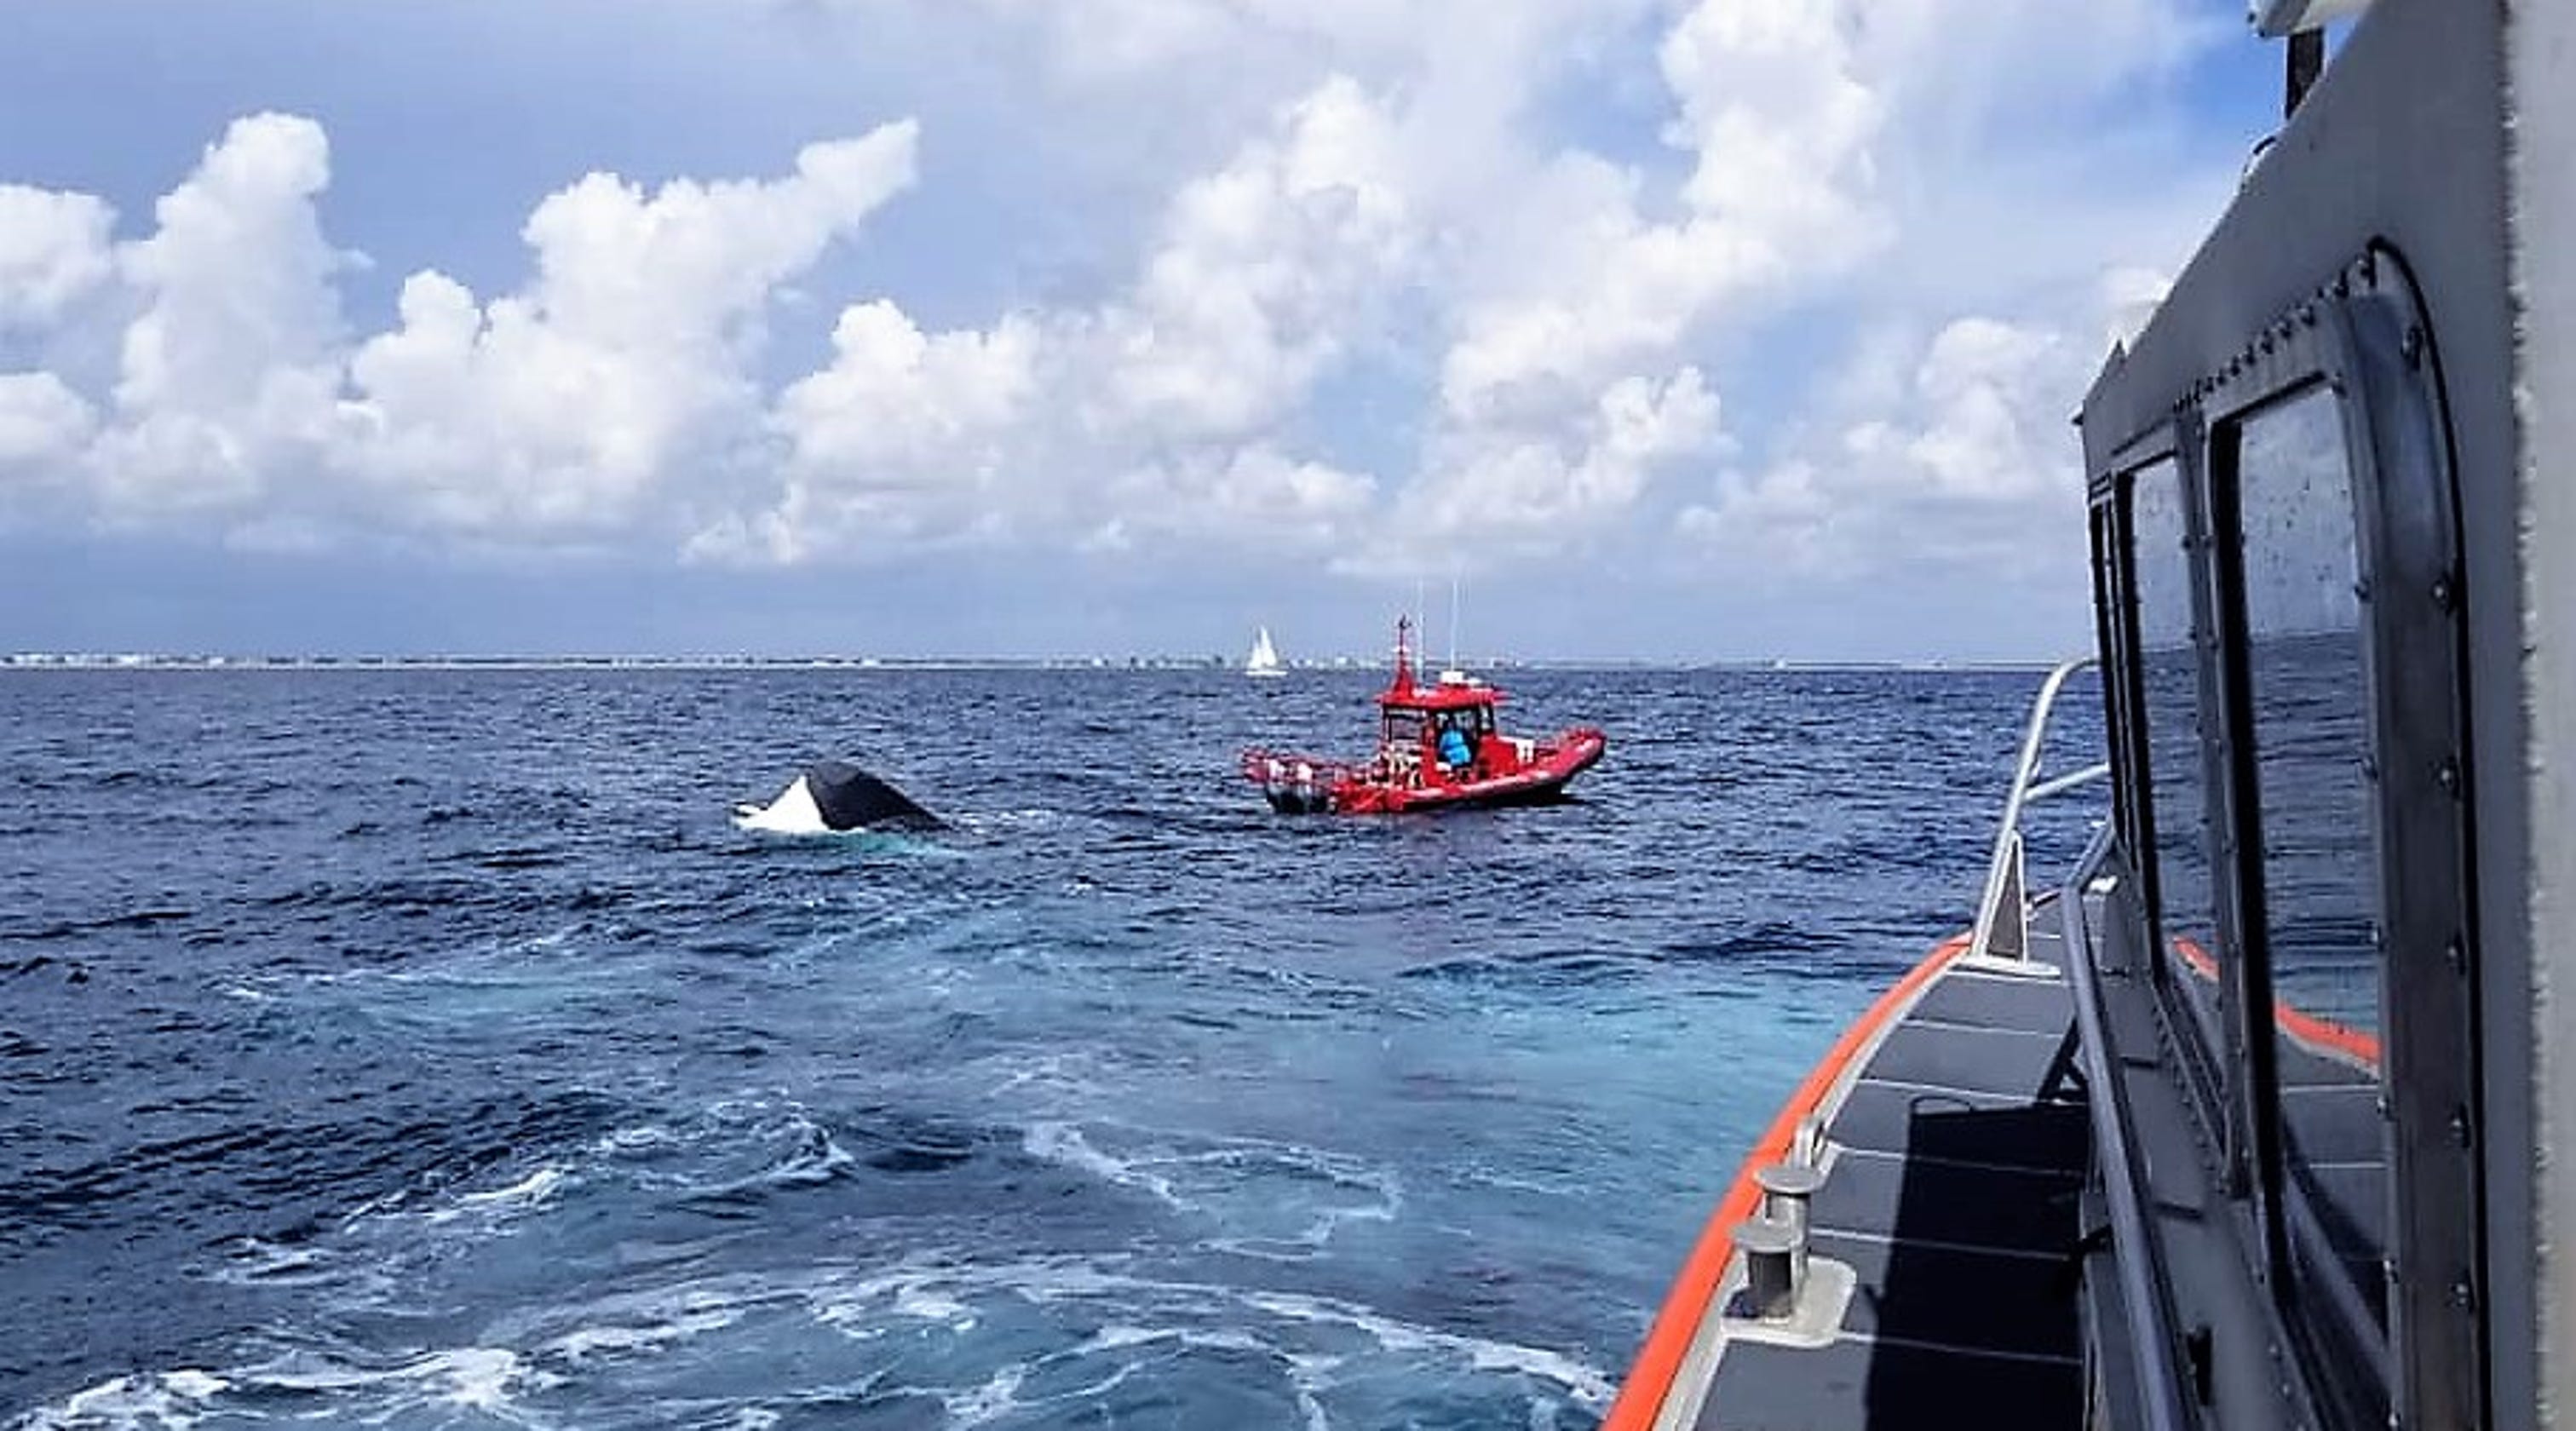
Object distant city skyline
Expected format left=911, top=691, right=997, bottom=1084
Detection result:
left=0, top=1, right=2274, bottom=660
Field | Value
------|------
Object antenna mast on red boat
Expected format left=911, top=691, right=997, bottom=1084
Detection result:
left=1391, top=615, right=1417, bottom=698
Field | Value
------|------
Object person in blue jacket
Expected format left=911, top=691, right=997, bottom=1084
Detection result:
left=1436, top=717, right=1473, bottom=773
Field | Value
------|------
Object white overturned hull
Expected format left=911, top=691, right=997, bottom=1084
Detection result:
left=733, top=774, right=832, bottom=835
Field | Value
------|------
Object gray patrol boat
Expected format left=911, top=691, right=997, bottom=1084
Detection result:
left=1603, top=1, right=2576, bottom=1427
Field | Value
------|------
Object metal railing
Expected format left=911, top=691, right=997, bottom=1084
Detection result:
left=1965, top=656, right=2112, bottom=963
left=2059, top=833, right=2199, bottom=1431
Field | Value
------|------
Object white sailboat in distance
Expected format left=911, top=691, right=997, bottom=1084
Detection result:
left=1245, top=627, right=1286, bottom=679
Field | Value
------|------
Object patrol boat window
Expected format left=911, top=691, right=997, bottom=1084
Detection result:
left=2220, top=382, right=2391, bottom=1415
left=2129, top=457, right=2229, bottom=1072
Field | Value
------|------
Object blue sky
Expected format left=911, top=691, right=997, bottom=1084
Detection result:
left=0, top=1, right=2277, bottom=660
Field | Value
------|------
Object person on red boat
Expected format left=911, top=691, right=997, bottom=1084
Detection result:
left=1436, top=718, right=1473, bottom=774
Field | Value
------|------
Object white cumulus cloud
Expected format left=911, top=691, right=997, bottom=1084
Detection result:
left=1095, top=74, right=1411, bottom=442
left=704, top=73, right=1411, bottom=566
left=0, top=185, right=115, bottom=332
left=0, top=371, right=96, bottom=475
left=0, top=0, right=2236, bottom=650
left=91, top=112, right=350, bottom=517
left=1679, top=279, right=2149, bottom=580
left=700, top=300, right=1039, bottom=564
left=342, top=122, right=922, bottom=536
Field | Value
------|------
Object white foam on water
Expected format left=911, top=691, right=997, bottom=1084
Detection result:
left=806, top=1254, right=1612, bottom=1413
left=427, top=1348, right=525, bottom=1411
left=1021, top=1120, right=1186, bottom=1210
left=466, top=1164, right=569, bottom=1206
left=543, top=1302, right=748, bottom=1363
left=428, top=1164, right=570, bottom=1223
left=1085, top=1324, right=1166, bottom=1353
left=890, top=1289, right=976, bottom=1329
left=1233, top=1287, right=1615, bottom=1405
left=978, top=1049, right=1114, bottom=1101
left=239, top=1346, right=538, bottom=1405
left=207, top=1236, right=336, bottom=1287
left=591, top=1096, right=853, bottom=1200
left=949, top=807, right=1063, bottom=832
left=21, top=1371, right=229, bottom=1431
left=23, top=1349, right=547, bottom=1429
left=1285, top=1350, right=1345, bottom=1430
left=599, top=1122, right=678, bottom=1153
left=497, top=926, right=580, bottom=958
left=81, top=1243, right=1599, bottom=1430
left=939, top=1364, right=1028, bottom=1428
left=1021, top=1119, right=1403, bottom=1255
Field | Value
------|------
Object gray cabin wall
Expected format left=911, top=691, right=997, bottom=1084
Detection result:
left=2509, top=2, right=2576, bottom=1425
left=2084, top=0, right=2541, bottom=1420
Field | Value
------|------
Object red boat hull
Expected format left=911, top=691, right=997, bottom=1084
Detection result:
left=1248, top=727, right=1606, bottom=815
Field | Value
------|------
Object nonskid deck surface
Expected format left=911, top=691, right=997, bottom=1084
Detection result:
left=1692, top=919, right=2087, bottom=1431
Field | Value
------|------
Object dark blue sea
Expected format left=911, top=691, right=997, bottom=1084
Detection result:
left=0, top=666, right=2102, bottom=1429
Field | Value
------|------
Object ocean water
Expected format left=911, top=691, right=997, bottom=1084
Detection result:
left=0, top=665, right=2103, bottom=1429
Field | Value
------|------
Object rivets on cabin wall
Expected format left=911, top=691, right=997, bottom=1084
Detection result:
left=2436, top=756, right=2462, bottom=795
left=2431, top=572, right=2458, bottom=611
left=2403, top=325, right=2425, bottom=367
left=2445, top=934, right=2467, bottom=973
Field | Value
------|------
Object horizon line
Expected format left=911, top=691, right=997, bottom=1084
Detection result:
left=2, top=651, right=2071, bottom=672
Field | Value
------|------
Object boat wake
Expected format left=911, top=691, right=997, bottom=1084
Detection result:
left=19, top=1254, right=1611, bottom=1431
left=1021, top=1119, right=1403, bottom=1259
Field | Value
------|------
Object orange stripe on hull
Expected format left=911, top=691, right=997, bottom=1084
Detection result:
left=2171, top=934, right=2380, bottom=1069
left=1601, top=931, right=1975, bottom=1431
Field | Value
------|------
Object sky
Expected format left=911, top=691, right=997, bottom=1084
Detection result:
left=0, top=0, right=2280, bottom=661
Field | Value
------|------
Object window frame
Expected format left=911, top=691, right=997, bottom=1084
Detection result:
left=2205, top=378, right=2386, bottom=1420
left=2087, top=244, right=2484, bottom=1428
left=2098, top=441, right=2236, bottom=1154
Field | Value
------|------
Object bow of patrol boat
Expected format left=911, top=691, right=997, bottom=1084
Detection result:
left=1607, top=666, right=2107, bottom=1431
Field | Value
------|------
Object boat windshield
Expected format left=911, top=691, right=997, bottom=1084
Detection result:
left=1383, top=710, right=1425, bottom=747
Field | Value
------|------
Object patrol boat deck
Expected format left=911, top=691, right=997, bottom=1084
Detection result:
left=1615, top=668, right=2105, bottom=1431
left=1681, top=940, right=2085, bottom=1431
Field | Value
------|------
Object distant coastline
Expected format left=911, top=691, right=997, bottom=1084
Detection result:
left=3, top=652, right=2062, bottom=673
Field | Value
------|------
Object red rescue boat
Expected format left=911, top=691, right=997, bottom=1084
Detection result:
left=1242, top=617, right=1606, bottom=814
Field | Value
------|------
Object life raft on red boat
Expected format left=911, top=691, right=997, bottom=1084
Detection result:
left=1241, top=618, right=1607, bottom=814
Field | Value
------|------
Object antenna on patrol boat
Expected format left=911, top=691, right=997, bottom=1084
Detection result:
left=2248, top=0, right=2352, bottom=118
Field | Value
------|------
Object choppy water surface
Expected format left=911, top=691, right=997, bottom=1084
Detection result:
left=0, top=666, right=2101, bottom=1428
